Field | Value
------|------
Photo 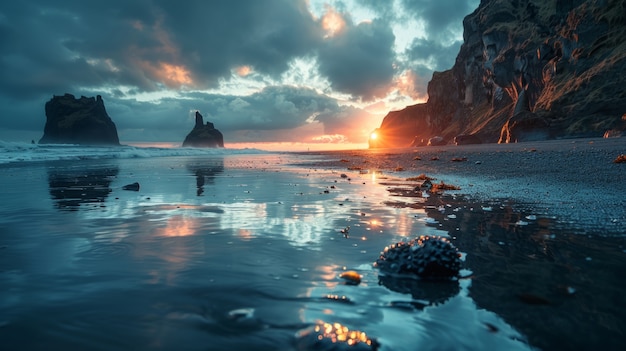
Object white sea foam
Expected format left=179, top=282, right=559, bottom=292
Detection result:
left=0, top=140, right=269, bottom=165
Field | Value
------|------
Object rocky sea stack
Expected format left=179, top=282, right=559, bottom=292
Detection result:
left=370, top=0, right=626, bottom=148
left=39, top=94, right=120, bottom=145
left=182, top=111, right=224, bottom=148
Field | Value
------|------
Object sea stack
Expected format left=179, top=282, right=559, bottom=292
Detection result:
left=39, top=94, right=120, bottom=145
left=182, top=111, right=224, bottom=148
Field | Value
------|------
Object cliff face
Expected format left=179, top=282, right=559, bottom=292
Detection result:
left=371, top=0, right=626, bottom=147
left=39, top=94, right=120, bottom=145
left=182, top=111, right=224, bottom=148
left=369, top=104, right=430, bottom=148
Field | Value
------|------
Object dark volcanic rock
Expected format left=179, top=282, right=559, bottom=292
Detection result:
left=454, top=134, right=482, bottom=145
left=375, top=235, right=461, bottom=279
left=499, top=110, right=550, bottom=143
left=39, top=94, right=120, bottom=145
left=182, top=111, right=224, bottom=148
left=370, top=0, right=626, bottom=148
left=122, top=182, right=140, bottom=191
left=427, top=136, right=446, bottom=146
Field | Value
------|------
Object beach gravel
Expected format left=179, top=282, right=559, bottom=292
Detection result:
left=300, top=137, right=626, bottom=234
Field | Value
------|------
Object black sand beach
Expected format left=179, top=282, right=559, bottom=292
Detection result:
left=295, top=137, right=626, bottom=350
left=1, top=138, right=625, bottom=351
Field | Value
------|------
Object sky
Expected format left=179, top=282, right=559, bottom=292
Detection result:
left=0, top=0, right=479, bottom=150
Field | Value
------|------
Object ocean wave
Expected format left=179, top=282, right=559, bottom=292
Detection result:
left=0, top=140, right=269, bottom=165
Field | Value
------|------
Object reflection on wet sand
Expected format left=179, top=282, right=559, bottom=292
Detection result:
left=7, top=155, right=584, bottom=351
left=186, top=158, right=224, bottom=196
left=47, top=164, right=118, bottom=210
left=386, top=184, right=626, bottom=350
left=377, top=274, right=460, bottom=307
left=295, top=320, right=379, bottom=350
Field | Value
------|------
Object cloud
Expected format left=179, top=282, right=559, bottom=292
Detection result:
left=400, top=0, right=478, bottom=43
left=399, top=37, right=466, bottom=98
left=394, top=0, right=479, bottom=98
left=0, top=0, right=322, bottom=97
left=405, top=37, right=466, bottom=72
left=0, top=0, right=479, bottom=145
left=111, top=85, right=375, bottom=144
left=317, top=14, right=397, bottom=101
left=156, top=0, right=322, bottom=84
left=314, top=104, right=378, bottom=142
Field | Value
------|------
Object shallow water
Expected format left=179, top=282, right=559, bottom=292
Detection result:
left=0, top=154, right=624, bottom=350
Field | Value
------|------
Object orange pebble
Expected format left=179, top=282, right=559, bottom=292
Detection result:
left=339, top=271, right=361, bottom=285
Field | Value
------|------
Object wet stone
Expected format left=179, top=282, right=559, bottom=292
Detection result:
left=375, top=235, right=461, bottom=279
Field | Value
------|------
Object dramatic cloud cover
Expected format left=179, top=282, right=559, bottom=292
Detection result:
left=0, top=0, right=478, bottom=148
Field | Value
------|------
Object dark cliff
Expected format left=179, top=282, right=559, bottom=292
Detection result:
left=182, top=111, right=224, bottom=148
left=370, top=0, right=626, bottom=148
left=39, top=94, right=120, bottom=145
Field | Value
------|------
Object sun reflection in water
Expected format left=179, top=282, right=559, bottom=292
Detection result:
left=395, top=211, right=413, bottom=237
left=237, top=228, right=254, bottom=240
left=296, top=321, right=378, bottom=350
left=155, top=214, right=198, bottom=237
left=370, top=171, right=378, bottom=184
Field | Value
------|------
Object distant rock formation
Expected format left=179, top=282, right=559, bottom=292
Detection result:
left=182, top=111, right=224, bottom=147
left=370, top=0, right=626, bottom=148
left=39, top=94, right=120, bottom=145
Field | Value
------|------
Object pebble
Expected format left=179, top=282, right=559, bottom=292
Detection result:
left=339, top=270, right=362, bottom=285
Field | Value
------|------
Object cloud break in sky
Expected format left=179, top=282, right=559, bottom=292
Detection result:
left=0, top=0, right=479, bottom=148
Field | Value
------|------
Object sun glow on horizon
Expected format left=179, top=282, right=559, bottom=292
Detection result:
left=225, top=141, right=368, bottom=152
left=311, top=134, right=348, bottom=143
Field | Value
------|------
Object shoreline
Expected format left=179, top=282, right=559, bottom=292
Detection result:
left=296, top=137, right=626, bottom=235
left=1, top=145, right=625, bottom=350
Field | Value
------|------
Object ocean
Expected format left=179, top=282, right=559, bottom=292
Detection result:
left=0, top=141, right=624, bottom=350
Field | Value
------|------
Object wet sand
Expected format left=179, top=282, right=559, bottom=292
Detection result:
left=298, top=137, right=626, bottom=235
left=1, top=143, right=625, bottom=350
left=295, top=136, right=626, bottom=350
